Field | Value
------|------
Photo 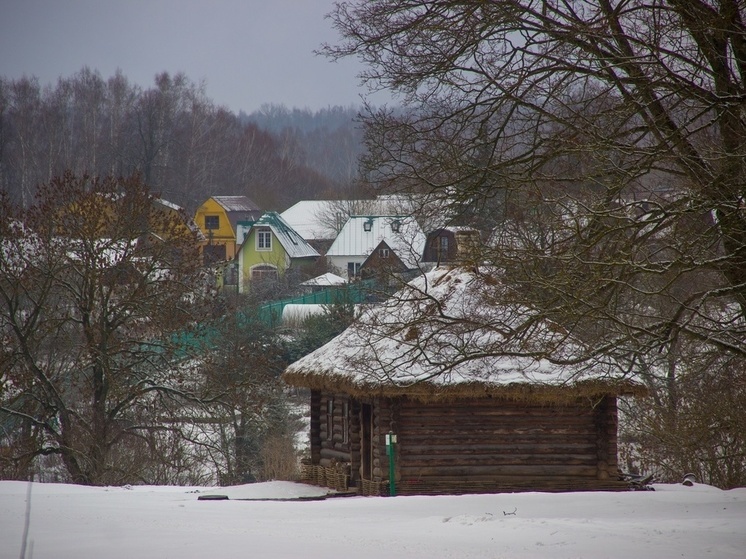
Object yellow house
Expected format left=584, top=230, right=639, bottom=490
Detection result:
left=151, top=198, right=205, bottom=244
left=60, top=191, right=203, bottom=246
left=194, top=196, right=262, bottom=262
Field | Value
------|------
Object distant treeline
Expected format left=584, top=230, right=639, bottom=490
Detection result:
left=0, top=68, right=366, bottom=212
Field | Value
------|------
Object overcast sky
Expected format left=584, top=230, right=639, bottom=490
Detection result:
left=1, top=0, right=384, bottom=114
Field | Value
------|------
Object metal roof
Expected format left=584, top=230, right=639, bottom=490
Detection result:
left=326, top=215, right=425, bottom=269
left=252, top=211, right=320, bottom=259
left=279, top=200, right=340, bottom=241
left=213, top=196, right=261, bottom=213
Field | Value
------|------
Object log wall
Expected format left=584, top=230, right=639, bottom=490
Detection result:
left=394, top=396, right=626, bottom=494
left=318, top=393, right=353, bottom=467
left=310, top=392, right=625, bottom=495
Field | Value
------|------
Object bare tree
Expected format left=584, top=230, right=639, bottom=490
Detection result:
left=314, top=198, right=378, bottom=236
left=0, top=173, right=213, bottom=484
left=323, top=1, right=746, bottom=485
left=619, top=336, right=746, bottom=488
left=323, top=1, right=746, bottom=358
left=196, top=299, right=300, bottom=484
left=2, top=77, right=44, bottom=207
left=0, top=70, right=351, bottom=213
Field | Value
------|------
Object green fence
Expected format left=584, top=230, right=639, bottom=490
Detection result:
left=257, top=280, right=377, bottom=327
left=160, top=280, right=382, bottom=358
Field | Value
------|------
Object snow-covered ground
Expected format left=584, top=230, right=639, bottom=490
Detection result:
left=1, top=480, right=744, bottom=559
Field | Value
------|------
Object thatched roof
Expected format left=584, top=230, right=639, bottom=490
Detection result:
left=282, top=266, right=646, bottom=403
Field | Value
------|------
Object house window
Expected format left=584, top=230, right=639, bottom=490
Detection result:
left=205, top=215, right=219, bottom=230
left=251, top=265, right=278, bottom=283
left=363, top=219, right=373, bottom=232
left=391, top=220, right=401, bottom=233
left=326, top=398, right=334, bottom=441
left=257, top=229, right=272, bottom=250
left=432, top=235, right=449, bottom=260
left=347, top=262, right=361, bottom=279
left=342, top=401, right=349, bottom=444
left=379, top=248, right=390, bottom=258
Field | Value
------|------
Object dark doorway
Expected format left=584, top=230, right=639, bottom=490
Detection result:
left=361, top=404, right=373, bottom=480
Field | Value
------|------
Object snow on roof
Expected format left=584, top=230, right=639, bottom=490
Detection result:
left=434, top=226, right=480, bottom=234
left=300, top=272, right=348, bottom=287
left=375, top=193, right=460, bottom=230
left=280, top=200, right=339, bottom=241
left=281, top=304, right=328, bottom=324
left=154, top=198, right=206, bottom=241
left=283, top=266, right=644, bottom=400
left=325, top=215, right=426, bottom=269
left=154, top=198, right=182, bottom=212
left=213, top=196, right=260, bottom=213
left=252, top=212, right=319, bottom=259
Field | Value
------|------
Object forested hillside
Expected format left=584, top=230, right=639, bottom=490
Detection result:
left=243, top=104, right=365, bottom=189
left=0, top=68, right=365, bottom=212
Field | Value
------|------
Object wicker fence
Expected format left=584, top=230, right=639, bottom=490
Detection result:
left=300, top=461, right=390, bottom=496
left=300, top=461, right=350, bottom=492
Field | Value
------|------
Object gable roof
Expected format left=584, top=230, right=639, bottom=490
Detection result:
left=212, top=196, right=260, bottom=213
left=153, top=198, right=206, bottom=242
left=361, top=239, right=408, bottom=272
left=211, top=196, right=262, bottom=234
left=283, top=266, right=645, bottom=402
left=279, top=200, right=340, bottom=241
left=326, top=215, right=426, bottom=269
left=300, top=272, right=348, bottom=287
left=251, top=211, right=320, bottom=259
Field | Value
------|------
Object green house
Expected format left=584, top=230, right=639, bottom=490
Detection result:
left=236, top=211, right=320, bottom=293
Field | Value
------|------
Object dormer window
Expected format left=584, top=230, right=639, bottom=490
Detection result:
left=363, top=218, right=373, bottom=232
left=432, top=235, right=449, bottom=259
left=391, top=220, right=401, bottom=233
left=380, top=248, right=390, bottom=258
left=257, top=229, right=272, bottom=250
left=205, top=215, right=219, bottom=230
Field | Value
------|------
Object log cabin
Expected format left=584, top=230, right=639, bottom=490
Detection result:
left=421, top=226, right=481, bottom=265
left=282, top=266, right=646, bottom=495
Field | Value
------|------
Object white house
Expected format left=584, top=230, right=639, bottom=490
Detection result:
left=325, top=215, right=426, bottom=280
left=279, top=200, right=341, bottom=248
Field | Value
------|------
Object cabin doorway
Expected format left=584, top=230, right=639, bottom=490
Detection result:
left=361, top=403, right=373, bottom=480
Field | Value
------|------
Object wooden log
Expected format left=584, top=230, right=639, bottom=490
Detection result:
left=398, top=443, right=598, bottom=455
left=401, top=432, right=597, bottom=443
left=400, top=423, right=596, bottom=436
left=398, top=455, right=598, bottom=469
left=399, top=454, right=598, bottom=466
left=400, top=409, right=596, bottom=420
left=398, top=406, right=595, bottom=417
left=397, top=464, right=598, bottom=477
left=399, top=473, right=590, bottom=483
left=320, top=448, right=351, bottom=462
left=398, top=404, right=595, bottom=416
left=398, top=433, right=598, bottom=445
left=399, top=420, right=597, bottom=432
left=393, top=478, right=630, bottom=495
